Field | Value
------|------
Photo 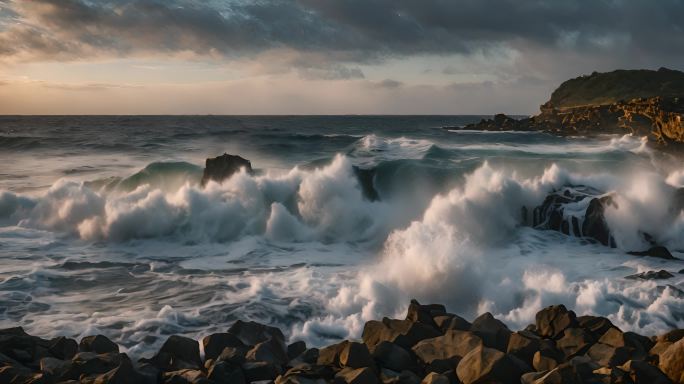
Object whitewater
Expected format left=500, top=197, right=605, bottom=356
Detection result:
left=0, top=115, right=682, bottom=358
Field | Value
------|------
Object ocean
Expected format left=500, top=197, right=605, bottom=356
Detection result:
left=0, top=115, right=682, bottom=358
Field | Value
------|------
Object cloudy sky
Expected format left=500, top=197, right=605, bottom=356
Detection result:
left=0, top=0, right=682, bottom=114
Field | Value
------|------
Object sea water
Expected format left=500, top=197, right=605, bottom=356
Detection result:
left=0, top=115, right=682, bottom=357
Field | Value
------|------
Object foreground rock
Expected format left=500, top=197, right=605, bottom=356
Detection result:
left=1, top=301, right=681, bottom=383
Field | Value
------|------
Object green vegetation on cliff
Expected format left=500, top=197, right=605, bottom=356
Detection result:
left=549, top=67, right=684, bottom=109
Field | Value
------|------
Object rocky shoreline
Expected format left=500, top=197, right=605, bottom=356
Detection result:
left=1, top=301, right=682, bottom=383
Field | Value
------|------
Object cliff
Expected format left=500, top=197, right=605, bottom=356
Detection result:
left=462, top=68, right=684, bottom=145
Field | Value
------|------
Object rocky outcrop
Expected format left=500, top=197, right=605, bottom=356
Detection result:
left=459, top=68, right=684, bottom=146
left=200, top=153, right=253, bottom=186
left=2, top=301, right=681, bottom=383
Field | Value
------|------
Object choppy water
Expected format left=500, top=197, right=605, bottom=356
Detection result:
left=1, top=115, right=683, bottom=357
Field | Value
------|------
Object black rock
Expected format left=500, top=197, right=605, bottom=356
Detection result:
left=628, top=246, right=675, bottom=260
left=202, top=333, right=244, bottom=362
left=80, top=334, right=119, bottom=354
left=201, top=153, right=253, bottom=187
left=625, top=270, right=674, bottom=280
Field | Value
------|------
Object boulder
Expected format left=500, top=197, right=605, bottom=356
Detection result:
left=227, top=320, right=285, bottom=346
left=317, top=341, right=349, bottom=367
left=216, top=345, right=249, bottom=365
left=71, top=351, right=127, bottom=377
left=536, top=305, right=578, bottom=339
left=151, top=335, right=202, bottom=371
left=207, top=360, right=246, bottom=384
left=533, top=342, right=564, bottom=372
left=277, top=364, right=335, bottom=383
left=362, top=318, right=441, bottom=350
left=201, top=153, right=253, bottom=186
left=586, top=343, right=630, bottom=367
left=658, top=338, right=684, bottom=383
left=556, top=328, right=594, bottom=359
left=599, top=328, right=653, bottom=360
left=433, top=314, right=471, bottom=333
left=405, top=300, right=445, bottom=328
left=628, top=246, right=675, bottom=260
left=246, top=337, right=289, bottom=366
left=620, top=360, right=672, bottom=384
left=469, top=312, right=512, bottom=351
left=162, top=369, right=209, bottom=384
left=411, top=330, right=482, bottom=369
left=371, top=341, right=414, bottom=373
left=420, top=372, right=450, bottom=384
left=379, top=368, right=421, bottom=384
left=40, top=356, right=73, bottom=381
left=657, top=329, right=684, bottom=343
left=48, top=336, right=78, bottom=360
left=202, top=332, right=245, bottom=361
left=334, top=366, right=378, bottom=384
left=289, top=348, right=319, bottom=367
left=81, top=357, right=148, bottom=384
left=577, top=316, right=614, bottom=339
left=288, top=341, right=307, bottom=360
left=79, top=335, right=119, bottom=354
left=242, top=361, right=282, bottom=382
left=339, top=342, right=374, bottom=369
left=523, top=364, right=582, bottom=384
left=456, top=345, right=522, bottom=384
left=507, top=331, right=541, bottom=365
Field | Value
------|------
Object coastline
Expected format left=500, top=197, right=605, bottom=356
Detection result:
left=1, top=300, right=682, bottom=383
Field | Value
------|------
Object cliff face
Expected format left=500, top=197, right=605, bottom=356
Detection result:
left=463, top=68, right=684, bottom=145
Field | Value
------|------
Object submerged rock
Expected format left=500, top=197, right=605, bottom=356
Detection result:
left=628, top=246, right=676, bottom=260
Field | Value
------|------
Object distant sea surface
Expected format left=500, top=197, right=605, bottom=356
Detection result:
left=0, top=115, right=682, bottom=356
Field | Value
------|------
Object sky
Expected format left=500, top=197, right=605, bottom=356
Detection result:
left=0, top=0, right=683, bottom=115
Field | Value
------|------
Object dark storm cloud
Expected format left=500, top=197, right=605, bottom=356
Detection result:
left=1, top=0, right=683, bottom=63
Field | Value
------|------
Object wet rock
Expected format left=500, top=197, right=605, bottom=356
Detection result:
left=533, top=343, right=564, bottom=372
left=405, top=300, right=445, bottom=328
left=599, top=328, right=653, bottom=360
left=433, top=314, right=471, bottom=333
left=81, top=358, right=148, bottom=384
left=201, top=153, right=253, bottom=186
left=626, top=270, right=674, bottom=280
left=562, top=356, right=600, bottom=382
left=151, top=335, right=202, bottom=371
left=536, top=305, right=579, bottom=339
left=507, top=331, right=541, bottom=365
left=379, top=368, right=421, bottom=384
left=288, top=341, right=307, bottom=360
left=246, top=337, right=289, bottom=366
left=228, top=320, right=285, bottom=346
left=658, top=338, right=684, bottom=383
left=277, top=364, right=335, bottom=384
left=628, top=246, right=675, bottom=260
left=556, top=328, right=594, bottom=359
left=40, top=356, right=73, bottom=381
left=371, top=341, right=413, bottom=373
left=469, top=312, right=512, bottom=351
left=0, top=365, right=35, bottom=384
left=216, top=345, right=249, bottom=365
left=48, top=336, right=78, bottom=360
left=657, top=329, right=684, bottom=343
left=420, top=372, right=449, bottom=384
left=340, top=342, right=374, bottom=369
left=289, top=348, right=319, bottom=367
left=577, top=315, right=615, bottom=339
left=523, top=364, right=582, bottom=384
left=202, top=332, right=245, bottom=361
left=362, top=318, right=441, bottom=350
left=317, top=341, right=349, bottom=367
left=411, top=330, right=482, bottom=370
left=335, top=366, right=378, bottom=384
left=79, top=335, right=119, bottom=354
left=586, top=343, right=630, bottom=367
left=619, top=360, right=672, bottom=384
left=162, top=369, right=209, bottom=384
left=207, top=360, right=246, bottom=384
left=71, top=352, right=127, bottom=377
left=242, top=361, right=282, bottom=382
left=456, top=345, right=522, bottom=384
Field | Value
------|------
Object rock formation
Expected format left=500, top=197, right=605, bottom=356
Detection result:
left=2, top=300, right=682, bottom=383
left=460, top=68, right=684, bottom=146
left=201, top=153, right=254, bottom=187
